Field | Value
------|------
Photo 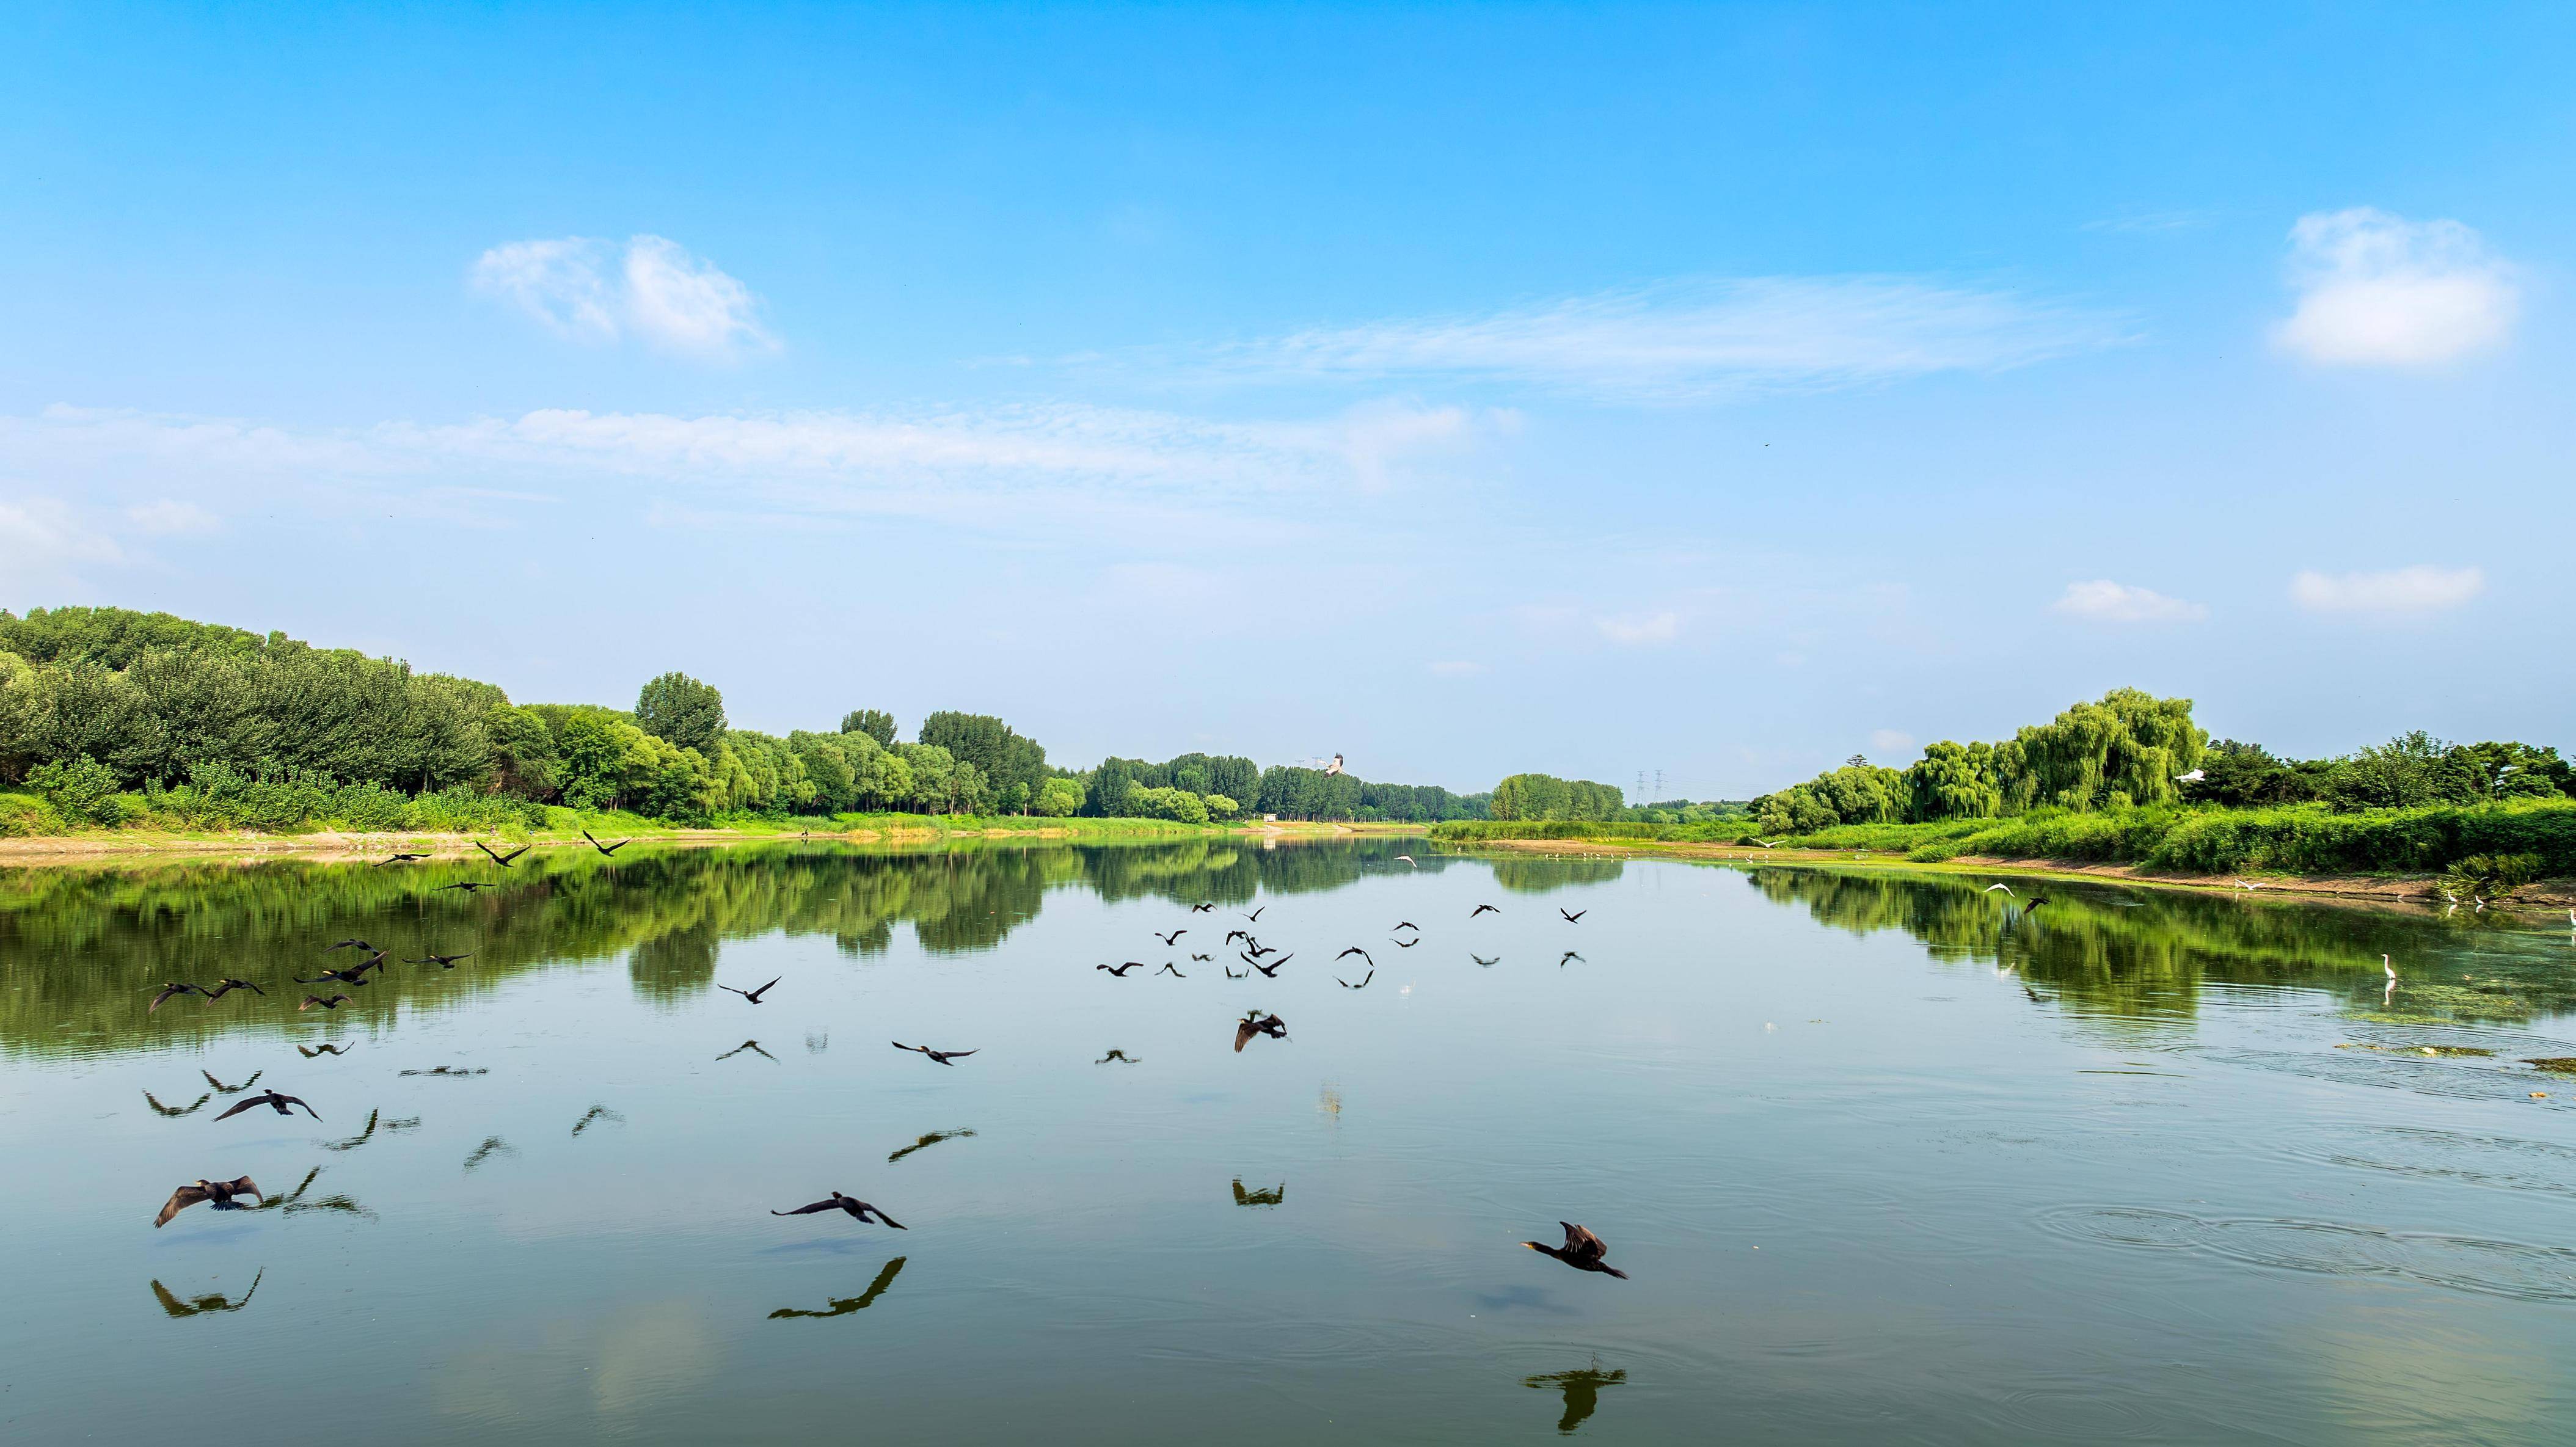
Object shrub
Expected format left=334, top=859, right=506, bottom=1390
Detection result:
left=27, top=755, right=121, bottom=825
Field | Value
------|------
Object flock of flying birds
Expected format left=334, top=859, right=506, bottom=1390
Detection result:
left=141, top=833, right=640, bottom=1230
left=1067, top=891, right=1622, bottom=1276
left=144, top=841, right=1632, bottom=1285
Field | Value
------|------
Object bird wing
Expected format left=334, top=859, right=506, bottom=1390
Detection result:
left=283, top=1095, right=319, bottom=1118
left=224, top=1175, right=261, bottom=1200
left=859, top=1203, right=907, bottom=1230
left=148, top=983, right=196, bottom=1011
left=1234, top=1021, right=1256, bottom=1052
left=940, top=1050, right=977, bottom=1060
left=754, top=977, right=781, bottom=996
left=773, top=1200, right=836, bottom=1215
left=1561, top=1222, right=1608, bottom=1259
left=891, top=1041, right=918, bottom=1052
left=213, top=1097, right=266, bottom=1121
left=498, top=844, right=530, bottom=864
left=155, top=1185, right=212, bottom=1226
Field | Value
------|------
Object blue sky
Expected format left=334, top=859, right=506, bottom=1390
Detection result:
left=3, top=3, right=2570, bottom=796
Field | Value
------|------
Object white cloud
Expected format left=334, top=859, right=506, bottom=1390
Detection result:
left=2272, top=208, right=2517, bottom=367
left=1868, top=729, right=1917, bottom=759
left=1205, top=276, right=2126, bottom=401
left=1428, top=660, right=1486, bottom=677
left=2051, top=579, right=2209, bottom=624
left=471, top=235, right=776, bottom=359
left=123, top=499, right=221, bottom=534
left=1596, top=610, right=1680, bottom=645
left=0, top=399, right=1491, bottom=536
left=2291, top=564, right=2486, bottom=616
left=0, top=497, right=123, bottom=585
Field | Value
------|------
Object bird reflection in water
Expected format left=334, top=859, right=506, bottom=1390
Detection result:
left=717, top=1039, right=776, bottom=1062
left=144, top=1090, right=211, bottom=1118
left=241, top=1165, right=374, bottom=1219
left=571, top=1105, right=624, bottom=1136
left=201, top=1069, right=261, bottom=1095
left=151, top=1270, right=263, bottom=1318
left=322, top=1109, right=420, bottom=1151
left=768, top=1256, right=906, bottom=1319
left=1096, top=1049, right=1141, bottom=1065
left=463, top=1136, right=516, bottom=1172
left=1522, top=1361, right=1626, bottom=1435
left=297, top=1043, right=355, bottom=1059
left=1231, top=1178, right=1285, bottom=1208
left=887, top=1128, right=976, bottom=1164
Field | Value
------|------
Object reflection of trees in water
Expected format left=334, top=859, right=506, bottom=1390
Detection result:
left=629, top=920, right=721, bottom=1001
left=0, top=837, right=1435, bottom=1055
left=1742, top=866, right=2573, bottom=1019
left=1491, top=857, right=1625, bottom=895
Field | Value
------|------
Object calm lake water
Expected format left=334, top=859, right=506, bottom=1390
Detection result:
left=7, top=837, right=2576, bottom=1444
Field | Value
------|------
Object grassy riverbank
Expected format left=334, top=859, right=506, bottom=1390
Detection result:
left=1434, top=798, right=2576, bottom=881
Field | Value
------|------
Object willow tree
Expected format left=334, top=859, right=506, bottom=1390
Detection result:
left=2007, top=688, right=2204, bottom=811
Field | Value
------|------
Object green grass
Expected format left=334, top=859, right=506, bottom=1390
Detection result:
left=0, top=792, right=1252, bottom=847
left=1439, top=798, right=2576, bottom=878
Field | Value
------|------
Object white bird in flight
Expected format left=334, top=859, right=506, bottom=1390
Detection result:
left=1983, top=884, right=2015, bottom=896
left=1393, top=854, right=1417, bottom=867
left=2175, top=769, right=2205, bottom=784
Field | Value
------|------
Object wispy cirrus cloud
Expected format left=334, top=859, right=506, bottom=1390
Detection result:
left=123, top=499, right=222, bottom=534
left=1596, top=610, right=1682, bottom=645
left=1192, top=275, right=2126, bottom=401
left=472, top=235, right=778, bottom=360
left=2291, top=564, right=2486, bottom=617
left=2272, top=209, right=2517, bottom=368
left=2051, top=579, right=2208, bottom=624
left=0, top=399, right=1493, bottom=533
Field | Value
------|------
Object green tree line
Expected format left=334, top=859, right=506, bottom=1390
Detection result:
left=1747, top=688, right=2572, bottom=836
left=0, top=607, right=1483, bottom=829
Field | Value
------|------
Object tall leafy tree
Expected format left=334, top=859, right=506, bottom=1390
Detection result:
left=840, top=709, right=897, bottom=747
left=635, top=672, right=727, bottom=754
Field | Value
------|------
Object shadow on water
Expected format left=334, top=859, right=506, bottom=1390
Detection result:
left=0, top=836, right=1430, bottom=1057
left=1739, top=866, right=2576, bottom=1022
left=1522, top=1362, right=1625, bottom=1435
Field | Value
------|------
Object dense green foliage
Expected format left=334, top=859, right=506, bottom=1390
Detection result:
left=1743, top=688, right=2573, bottom=847
left=1489, top=773, right=1626, bottom=822
left=1753, top=688, right=2207, bottom=834
left=633, top=672, right=728, bottom=753
left=1081, top=753, right=1485, bottom=823
left=0, top=605, right=1478, bottom=833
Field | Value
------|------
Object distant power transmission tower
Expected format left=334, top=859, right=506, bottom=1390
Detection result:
left=1654, top=768, right=1665, bottom=798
